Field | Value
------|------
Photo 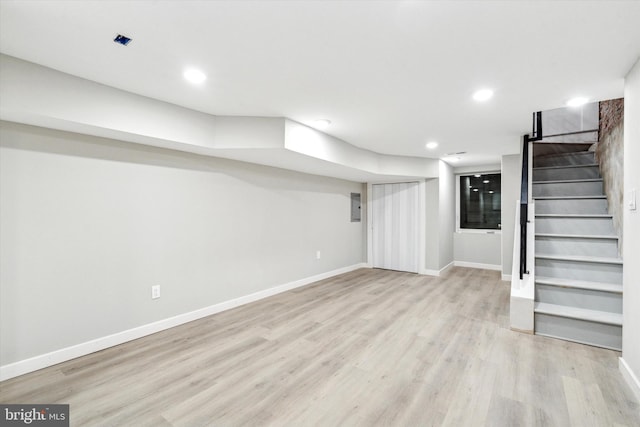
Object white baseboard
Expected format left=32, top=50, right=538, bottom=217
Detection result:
left=502, top=274, right=512, bottom=282
left=0, top=263, right=369, bottom=382
left=454, top=261, right=502, bottom=271
left=420, top=268, right=440, bottom=276
left=619, top=357, right=640, bottom=404
left=440, top=261, right=454, bottom=275
left=420, top=261, right=454, bottom=277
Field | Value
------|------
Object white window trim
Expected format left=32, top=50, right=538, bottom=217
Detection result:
left=455, top=171, right=502, bottom=234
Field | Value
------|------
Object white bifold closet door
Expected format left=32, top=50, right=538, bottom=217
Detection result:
left=371, top=182, right=419, bottom=273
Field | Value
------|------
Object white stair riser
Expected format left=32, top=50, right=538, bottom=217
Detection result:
left=534, top=152, right=596, bottom=168
left=533, top=181, right=603, bottom=197
left=535, top=236, right=619, bottom=258
left=535, top=217, right=615, bottom=235
left=532, top=148, right=624, bottom=352
left=535, top=258, right=622, bottom=284
left=539, top=133, right=598, bottom=144
left=533, top=166, right=600, bottom=181
left=535, top=285, right=622, bottom=313
left=535, top=314, right=622, bottom=350
left=535, top=198, right=608, bottom=214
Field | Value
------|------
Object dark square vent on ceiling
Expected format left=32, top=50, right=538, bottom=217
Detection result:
left=113, top=34, right=132, bottom=46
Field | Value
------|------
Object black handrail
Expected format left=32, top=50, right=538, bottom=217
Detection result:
left=520, top=112, right=542, bottom=279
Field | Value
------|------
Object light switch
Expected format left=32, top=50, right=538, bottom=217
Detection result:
left=630, top=189, right=637, bottom=211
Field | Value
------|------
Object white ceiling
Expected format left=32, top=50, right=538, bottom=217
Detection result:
left=1, top=0, right=640, bottom=167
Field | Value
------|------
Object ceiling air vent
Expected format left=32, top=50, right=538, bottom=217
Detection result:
left=113, top=34, right=132, bottom=46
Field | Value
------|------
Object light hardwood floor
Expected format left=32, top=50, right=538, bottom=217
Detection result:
left=1, top=267, right=638, bottom=426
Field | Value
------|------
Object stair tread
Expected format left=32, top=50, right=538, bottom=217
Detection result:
left=534, top=195, right=606, bottom=200
left=533, top=164, right=599, bottom=170
left=535, top=213, right=612, bottom=218
left=535, top=276, right=623, bottom=293
left=535, top=253, right=623, bottom=264
left=535, top=233, right=618, bottom=240
left=534, top=302, right=622, bottom=325
left=532, top=178, right=603, bottom=184
left=534, top=151, right=593, bottom=158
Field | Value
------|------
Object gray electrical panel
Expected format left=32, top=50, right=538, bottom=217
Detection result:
left=351, top=193, right=361, bottom=222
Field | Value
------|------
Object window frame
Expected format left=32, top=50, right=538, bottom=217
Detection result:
left=455, top=170, right=502, bottom=234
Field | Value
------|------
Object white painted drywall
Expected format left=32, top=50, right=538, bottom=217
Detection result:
left=438, top=161, right=455, bottom=269
left=422, top=161, right=455, bottom=273
left=0, top=121, right=366, bottom=366
left=424, top=178, right=440, bottom=272
left=501, top=154, right=521, bottom=277
left=284, top=120, right=439, bottom=179
left=453, top=233, right=502, bottom=268
left=0, top=54, right=438, bottom=183
left=0, top=54, right=228, bottom=150
left=622, top=57, right=640, bottom=398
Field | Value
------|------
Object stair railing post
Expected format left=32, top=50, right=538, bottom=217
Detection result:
left=520, top=134, right=529, bottom=280
left=519, top=112, right=542, bottom=280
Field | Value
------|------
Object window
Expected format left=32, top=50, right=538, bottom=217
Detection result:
left=458, top=173, right=501, bottom=230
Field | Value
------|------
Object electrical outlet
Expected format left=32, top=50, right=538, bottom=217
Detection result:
left=316, top=250, right=321, bottom=260
left=151, top=285, right=161, bottom=299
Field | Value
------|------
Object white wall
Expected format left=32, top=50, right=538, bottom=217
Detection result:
left=453, top=233, right=501, bottom=268
left=422, top=161, right=455, bottom=274
left=0, top=121, right=366, bottom=369
left=621, top=57, right=640, bottom=401
left=1, top=54, right=438, bottom=183
left=424, top=178, right=440, bottom=272
left=438, top=161, right=455, bottom=269
left=501, top=154, right=521, bottom=278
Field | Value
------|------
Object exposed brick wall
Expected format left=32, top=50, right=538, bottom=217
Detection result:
left=596, top=98, right=624, bottom=253
left=599, top=98, right=624, bottom=137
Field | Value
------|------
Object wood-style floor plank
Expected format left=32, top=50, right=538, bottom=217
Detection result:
left=1, top=267, right=638, bottom=426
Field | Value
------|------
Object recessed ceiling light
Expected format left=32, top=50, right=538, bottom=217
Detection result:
left=474, top=174, right=481, bottom=177
left=567, top=97, right=588, bottom=107
left=184, top=68, right=207, bottom=84
left=483, top=179, right=490, bottom=183
left=473, top=188, right=479, bottom=192
left=426, top=141, right=438, bottom=149
left=489, top=191, right=494, bottom=194
left=473, top=89, right=494, bottom=102
left=313, top=119, right=331, bottom=130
